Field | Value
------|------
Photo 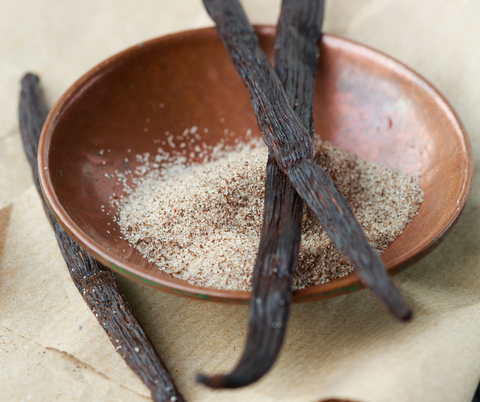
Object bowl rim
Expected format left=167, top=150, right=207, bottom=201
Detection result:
left=38, top=25, right=473, bottom=304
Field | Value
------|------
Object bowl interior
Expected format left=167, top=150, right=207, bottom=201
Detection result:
left=39, top=27, right=472, bottom=303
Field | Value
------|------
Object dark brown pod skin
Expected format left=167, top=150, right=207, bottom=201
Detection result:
left=197, top=0, right=325, bottom=389
left=19, top=73, right=185, bottom=402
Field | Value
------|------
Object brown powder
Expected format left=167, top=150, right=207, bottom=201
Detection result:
left=117, top=140, right=423, bottom=291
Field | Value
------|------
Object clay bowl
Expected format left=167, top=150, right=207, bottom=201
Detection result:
left=39, top=26, right=472, bottom=304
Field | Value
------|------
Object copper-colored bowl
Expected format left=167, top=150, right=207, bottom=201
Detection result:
left=38, top=26, right=472, bottom=304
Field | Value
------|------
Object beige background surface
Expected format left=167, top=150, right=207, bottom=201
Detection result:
left=1, top=0, right=480, bottom=401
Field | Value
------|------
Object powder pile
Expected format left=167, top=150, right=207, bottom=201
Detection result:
left=118, top=140, right=423, bottom=291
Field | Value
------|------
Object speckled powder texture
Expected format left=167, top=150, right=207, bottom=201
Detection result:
left=118, top=140, right=423, bottom=291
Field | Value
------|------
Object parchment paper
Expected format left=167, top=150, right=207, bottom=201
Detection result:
left=1, top=0, right=480, bottom=401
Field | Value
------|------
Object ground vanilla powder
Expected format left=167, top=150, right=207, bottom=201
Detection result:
left=117, top=139, right=423, bottom=291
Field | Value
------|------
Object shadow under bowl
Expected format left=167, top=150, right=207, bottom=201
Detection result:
left=38, top=26, right=473, bottom=304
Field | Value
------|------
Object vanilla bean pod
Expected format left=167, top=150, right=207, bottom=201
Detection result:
left=201, top=0, right=411, bottom=321
left=19, top=73, right=185, bottom=402
left=197, top=0, right=324, bottom=389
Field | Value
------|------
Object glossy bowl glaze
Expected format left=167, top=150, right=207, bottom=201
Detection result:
left=39, top=26, right=473, bottom=304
